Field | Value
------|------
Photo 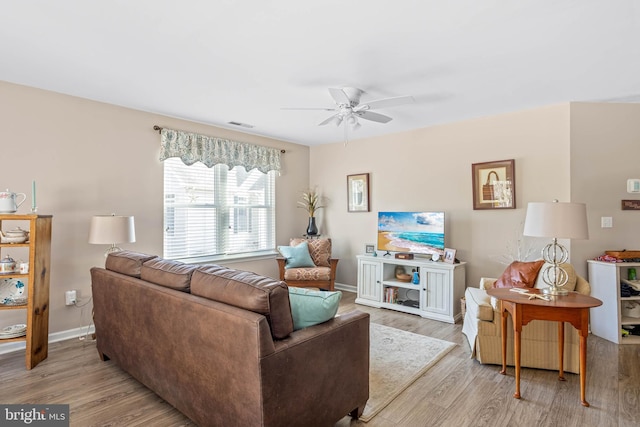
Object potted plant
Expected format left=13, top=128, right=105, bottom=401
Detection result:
left=298, top=188, right=323, bottom=235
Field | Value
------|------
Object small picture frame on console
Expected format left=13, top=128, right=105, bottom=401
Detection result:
left=365, top=244, right=375, bottom=254
left=444, top=248, right=457, bottom=264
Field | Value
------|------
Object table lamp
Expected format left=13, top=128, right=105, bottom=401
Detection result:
left=523, top=200, right=588, bottom=295
left=89, top=214, right=136, bottom=257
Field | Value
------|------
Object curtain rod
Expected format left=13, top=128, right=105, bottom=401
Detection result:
left=153, top=125, right=286, bottom=153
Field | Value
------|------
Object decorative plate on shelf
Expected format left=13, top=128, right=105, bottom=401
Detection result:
left=0, top=323, right=27, bottom=339
left=0, top=278, right=25, bottom=305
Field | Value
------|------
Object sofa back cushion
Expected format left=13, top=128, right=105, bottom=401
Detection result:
left=290, top=238, right=331, bottom=267
left=140, top=258, right=198, bottom=292
left=105, top=251, right=158, bottom=278
left=191, top=265, right=294, bottom=339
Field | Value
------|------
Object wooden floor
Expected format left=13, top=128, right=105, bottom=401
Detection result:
left=1, top=291, right=638, bottom=427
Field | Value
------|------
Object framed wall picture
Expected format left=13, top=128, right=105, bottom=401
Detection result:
left=444, top=248, right=457, bottom=264
left=472, top=159, right=515, bottom=210
left=347, top=173, right=370, bottom=212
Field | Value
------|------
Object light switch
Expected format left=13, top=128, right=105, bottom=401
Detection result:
left=601, top=217, right=613, bottom=228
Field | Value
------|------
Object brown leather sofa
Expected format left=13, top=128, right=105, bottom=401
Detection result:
left=91, top=251, right=370, bottom=427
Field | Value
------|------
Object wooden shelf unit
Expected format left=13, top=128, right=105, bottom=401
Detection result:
left=0, top=214, right=52, bottom=368
left=587, top=260, right=640, bottom=344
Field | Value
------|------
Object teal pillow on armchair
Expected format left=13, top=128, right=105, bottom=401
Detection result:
left=277, top=241, right=316, bottom=269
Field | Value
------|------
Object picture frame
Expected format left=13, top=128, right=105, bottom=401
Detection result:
left=472, top=159, right=516, bottom=210
left=365, top=244, right=375, bottom=254
left=347, top=173, right=370, bottom=212
left=444, top=248, right=457, bottom=264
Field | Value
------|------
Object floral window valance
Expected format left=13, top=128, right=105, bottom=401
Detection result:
left=159, top=127, right=281, bottom=173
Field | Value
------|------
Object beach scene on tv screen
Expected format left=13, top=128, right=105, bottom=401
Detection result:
left=378, top=212, right=445, bottom=255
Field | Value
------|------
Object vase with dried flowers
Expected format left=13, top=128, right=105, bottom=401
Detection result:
left=298, top=188, right=323, bottom=235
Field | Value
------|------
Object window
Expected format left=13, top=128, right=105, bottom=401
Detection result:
left=163, top=158, right=276, bottom=261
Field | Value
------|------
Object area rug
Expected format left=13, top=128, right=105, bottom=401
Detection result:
left=361, top=323, right=456, bottom=422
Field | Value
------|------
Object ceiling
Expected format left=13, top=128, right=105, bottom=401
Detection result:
left=2, top=1, right=639, bottom=146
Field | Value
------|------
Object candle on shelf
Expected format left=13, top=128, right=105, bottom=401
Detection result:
left=31, top=180, right=37, bottom=212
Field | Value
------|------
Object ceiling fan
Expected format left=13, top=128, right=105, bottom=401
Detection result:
left=284, top=87, right=414, bottom=131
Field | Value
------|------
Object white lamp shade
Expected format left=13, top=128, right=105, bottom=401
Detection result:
left=523, top=202, right=589, bottom=239
left=89, top=215, right=136, bottom=244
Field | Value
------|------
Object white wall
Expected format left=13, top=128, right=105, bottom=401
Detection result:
left=311, top=102, right=640, bottom=287
left=570, top=102, right=640, bottom=270
left=0, top=80, right=309, bottom=334
left=311, top=104, right=575, bottom=287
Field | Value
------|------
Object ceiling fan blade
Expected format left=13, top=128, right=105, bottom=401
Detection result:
left=356, top=111, right=393, bottom=124
left=328, top=88, right=351, bottom=105
left=318, top=114, right=341, bottom=126
left=281, top=107, right=336, bottom=111
left=358, top=95, right=415, bottom=110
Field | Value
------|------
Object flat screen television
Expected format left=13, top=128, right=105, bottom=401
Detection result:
left=377, top=211, right=445, bottom=256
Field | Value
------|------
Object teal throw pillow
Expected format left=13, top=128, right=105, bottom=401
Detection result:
left=288, top=287, right=342, bottom=330
left=278, top=241, right=316, bottom=269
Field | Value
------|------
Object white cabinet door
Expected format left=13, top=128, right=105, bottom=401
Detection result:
left=421, top=268, right=451, bottom=318
left=357, top=258, right=382, bottom=302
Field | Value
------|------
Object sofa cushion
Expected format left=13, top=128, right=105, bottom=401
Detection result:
left=278, top=241, right=316, bottom=269
left=494, top=260, right=545, bottom=288
left=283, top=266, right=331, bottom=281
left=288, top=287, right=341, bottom=330
left=290, top=238, right=331, bottom=267
left=534, top=262, right=577, bottom=292
left=465, top=287, right=494, bottom=321
left=191, top=265, right=294, bottom=339
left=140, top=258, right=197, bottom=292
left=105, top=251, right=158, bottom=278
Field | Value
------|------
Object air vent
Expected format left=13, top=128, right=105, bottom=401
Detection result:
left=227, top=121, right=254, bottom=129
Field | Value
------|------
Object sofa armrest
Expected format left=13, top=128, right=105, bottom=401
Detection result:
left=276, top=257, right=286, bottom=280
left=479, top=277, right=498, bottom=290
left=329, top=258, right=339, bottom=279
left=264, top=310, right=370, bottom=421
left=465, top=287, right=496, bottom=321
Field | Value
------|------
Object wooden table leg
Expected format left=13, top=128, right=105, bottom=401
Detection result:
left=557, top=322, right=566, bottom=381
left=579, top=311, right=590, bottom=407
left=514, top=326, right=521, bottom=399
left=499, top=305, right=508, bottom=375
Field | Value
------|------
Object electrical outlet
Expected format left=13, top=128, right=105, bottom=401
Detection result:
left=65, top=290, right=77, bottom=306
left=601, top=217, right=613, bottom=228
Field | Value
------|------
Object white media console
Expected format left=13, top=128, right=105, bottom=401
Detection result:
left=356, top=254, right=466, bottom=323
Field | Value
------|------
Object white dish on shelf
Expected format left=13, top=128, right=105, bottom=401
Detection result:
left=1, top=236, right=28, bottom=244
left=0, top=278, right=26, bottom=304
left=0, top=323, right=27, bottom=336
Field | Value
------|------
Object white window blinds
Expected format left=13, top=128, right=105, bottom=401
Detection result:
left=163, top=158, right=276, bottom=260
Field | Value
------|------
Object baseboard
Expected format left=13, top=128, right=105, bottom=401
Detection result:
left=0, top=325, right=96, bottom=355
left=335, top=282, right=356, bottom=293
